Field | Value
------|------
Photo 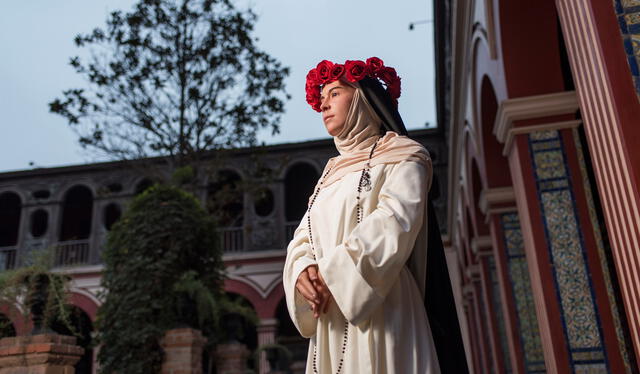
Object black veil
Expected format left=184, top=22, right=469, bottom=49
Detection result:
left=359, top=76, right=470, bottom=373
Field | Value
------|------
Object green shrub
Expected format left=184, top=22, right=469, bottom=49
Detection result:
left=96, top=184, right=224, bottom=373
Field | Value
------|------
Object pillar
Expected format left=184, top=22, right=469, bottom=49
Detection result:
left=481, top=187, right=546, bottom=374
left=494, top=91, right=630, bottom=372
left=160, top=328, right=206, bottom=374
left=0, top=333, right=83, bottom=373
left=256, top=318, right=278, bottom=374
left=556, top=0, right=640, bottom=361
left=215, top=342, right=250, bottom=374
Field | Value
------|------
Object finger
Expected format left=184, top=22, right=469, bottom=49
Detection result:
left=307, top=266, right=318, bottom=282
left=297, top=272, right=319, bottom=303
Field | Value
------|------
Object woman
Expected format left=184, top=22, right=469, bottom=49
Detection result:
left=283, top=58, right=467, bottom=373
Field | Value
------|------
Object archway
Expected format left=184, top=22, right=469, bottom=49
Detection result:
left=0, top=192, right=21, bottom=247
left=50, top=306, right=93, bottom=374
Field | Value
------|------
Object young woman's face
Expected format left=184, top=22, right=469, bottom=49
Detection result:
left=320, top=80, right=355, bottom=136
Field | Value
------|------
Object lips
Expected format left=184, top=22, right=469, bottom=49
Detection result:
left=323, top=115, right=334, bottom=122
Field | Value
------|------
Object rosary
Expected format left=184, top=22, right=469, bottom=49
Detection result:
left=306, top=137, right=379, bottom=374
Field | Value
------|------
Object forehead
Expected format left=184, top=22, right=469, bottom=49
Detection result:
left=321, top=80, right=346, bottom=95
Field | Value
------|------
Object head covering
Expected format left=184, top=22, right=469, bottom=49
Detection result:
left=319, top=85, right=430, bottom=189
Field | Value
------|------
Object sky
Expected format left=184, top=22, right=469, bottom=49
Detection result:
left=0, top=0, right=435, bottom=173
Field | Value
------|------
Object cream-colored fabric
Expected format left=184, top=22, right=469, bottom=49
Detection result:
left=283, top=159, right=440, bottom=374
left=322, top=88, right=430, bottom=189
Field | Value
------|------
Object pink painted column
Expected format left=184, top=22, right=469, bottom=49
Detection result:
left=257, top=318, right=278, bottom=374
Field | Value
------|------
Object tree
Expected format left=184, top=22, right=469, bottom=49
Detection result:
left=49, top=0, right=289, bottom=173
left=96, top=184, right=225, bottom=373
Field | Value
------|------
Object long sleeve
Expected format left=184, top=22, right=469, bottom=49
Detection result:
left=282, top=211, right=318, bottom=338
left=317, top=160, right=430, bottom=326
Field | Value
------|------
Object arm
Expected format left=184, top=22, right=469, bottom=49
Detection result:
left=317, top=160, right=430, bottom=325
left=282, top=211, right=319, bottom=337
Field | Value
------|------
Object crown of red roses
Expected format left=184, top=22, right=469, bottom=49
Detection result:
left=305, top=57, right=401, bottom=112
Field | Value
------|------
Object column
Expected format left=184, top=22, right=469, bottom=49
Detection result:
left=160, top=328, right=206, bottom=374
left=257, top=318, right=278, bottom=374
left=494, top=91, right=629, bottom=373
left=557, top=0, right=640, bottom=360
left=0, top=333, right=84, bottom=373
left=481, top=186, right=546, bottom=374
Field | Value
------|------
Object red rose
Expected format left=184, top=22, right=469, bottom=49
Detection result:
left=377, top=66, right=398, bottom=86
left=387, top=79, right=401, bottom=100
left=366, top=57, right=384, bottom=74
left=306, top=68, right=320, bottom=86
left=329, top=64, right=345, bottom=82
left=306, top=92, right=321, bottom=112
left=344, top=60, right=369, bottom=82
left=316, top=60, right=334, bottom=83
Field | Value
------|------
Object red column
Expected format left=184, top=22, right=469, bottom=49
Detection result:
left=495, top=96, right=630, bottom=372
left=556, top=0, right=640, bottom=360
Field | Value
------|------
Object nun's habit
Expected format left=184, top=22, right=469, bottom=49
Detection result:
left=283, top=77, right=468, bottom=373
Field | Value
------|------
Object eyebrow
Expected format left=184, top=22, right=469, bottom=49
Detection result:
left=320, top=86, right=343, bottom=99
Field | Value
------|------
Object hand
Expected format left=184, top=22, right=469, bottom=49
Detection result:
left=296, top=265, right=334, bottom=318
left=296, top=265, right=321, bottom=314
left=307, top=266, right=333, bottom=317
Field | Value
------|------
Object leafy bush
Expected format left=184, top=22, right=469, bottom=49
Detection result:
left=96, top=184, right=224, bottom=373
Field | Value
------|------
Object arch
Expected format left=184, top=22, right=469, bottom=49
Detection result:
left=103, top=203, right=121, bottom=231
left=29, top=209, right=49, bottom=238
left=479, top=76, right=512, bottom=188
left=0, top=312, right=16, bottom=338
left=0, top=192, right=22, bottom=247
left=50, top=305, right=94, bottom=374
left=69, top=290, right=100, bottom=322
left=224, top=278, right=262, bottom=313
left=207, top=169, right=244, bottom=227
left=469, top=158, right=490, bottom=236
left=134, top=177, right=155, bottom=195
left=0, top=303, right=29, bottom=335
left=284, top=162, right=320, bottom=222
left=59, top=185, right=93, bottom=241
left=223, top=278, right=285, bottom=320
left=497, top=0, right=565, bottom=97
left=221, top=292, right=258, bottom=355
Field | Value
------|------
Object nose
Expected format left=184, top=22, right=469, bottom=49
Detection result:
left=320, top=96, right=330, bottom=111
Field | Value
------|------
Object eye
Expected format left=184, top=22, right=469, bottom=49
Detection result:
left=331, top=91, right=339, bottom=97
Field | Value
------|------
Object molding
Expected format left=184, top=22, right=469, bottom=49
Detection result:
left=479, top=187, right=515, bottom=214
left=471, top=235, right=493, bottom=254
left=226, top=261, right=284, bottom=299
left=466, top=264, right=481, bottom=279
left=484, top=206, right=518, bottom=224
left=502, top=120, right=582, bottom=156
left=493, top=91, right=580, bottom=144
left=223, top=249, right=286, bottom=262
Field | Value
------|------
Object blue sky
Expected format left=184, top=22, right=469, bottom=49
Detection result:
left=0, top=0, right=435, bottom=173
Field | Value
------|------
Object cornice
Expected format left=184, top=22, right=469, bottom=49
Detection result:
left=493, top=91, right=579, bottom=144
left=479, top=186, right=515, bottom=214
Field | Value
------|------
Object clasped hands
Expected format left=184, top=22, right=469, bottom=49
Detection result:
left=295, top=265, right=333, bottom=318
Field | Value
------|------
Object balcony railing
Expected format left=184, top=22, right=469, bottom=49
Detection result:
left=55, top=240, right=90, bottom=267
left=217, top=227, right=244, bottom=253
left=0, top=247, right=16, bottom=271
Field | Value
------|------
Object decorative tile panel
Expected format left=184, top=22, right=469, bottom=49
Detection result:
left=572, top=128, right=634, bottom=373
left=528, top=130, right=609, bottom=373
left=614, top=0, right=640, bottom=101
left=500, top=213, right=546, bottom=373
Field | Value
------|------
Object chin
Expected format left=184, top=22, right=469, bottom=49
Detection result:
left=325, top=123, right=343, bottom=137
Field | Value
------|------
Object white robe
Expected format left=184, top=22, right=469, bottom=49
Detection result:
left=283, top=159, right=441, bottom=374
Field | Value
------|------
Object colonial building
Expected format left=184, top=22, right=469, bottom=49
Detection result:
left=436, top=0, right=640, bottom=373
left=0, top=128, right=447, bottom=373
